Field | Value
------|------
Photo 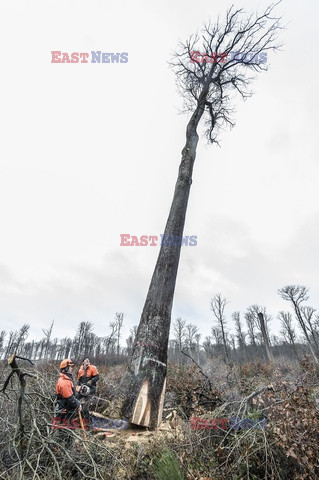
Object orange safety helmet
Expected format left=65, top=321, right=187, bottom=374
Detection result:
left=60, top=358, right=75, bottom=370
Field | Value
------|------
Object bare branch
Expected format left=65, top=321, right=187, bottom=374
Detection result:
left=170, top=2, right=283, bottom=143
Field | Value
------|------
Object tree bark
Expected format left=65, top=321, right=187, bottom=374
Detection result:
left=2, top=354, right=35, bottom=457
left=258, top=312, right=274, bottom=362
left=292, top=301, right=319, bottom=364
left=121, top=101, right=205, bottom=429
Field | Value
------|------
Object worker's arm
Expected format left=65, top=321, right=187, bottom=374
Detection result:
left=87, top=374, right=99, bottom=387
left=86, top=366, right=99, bottom=387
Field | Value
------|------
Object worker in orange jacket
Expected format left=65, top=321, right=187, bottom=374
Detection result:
left=76, top=357, right=99, bottom=398
left=55, top=358, right=82, bottom=417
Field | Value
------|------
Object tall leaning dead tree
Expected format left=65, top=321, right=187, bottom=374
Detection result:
left=121, top=3, right=282, bottom=429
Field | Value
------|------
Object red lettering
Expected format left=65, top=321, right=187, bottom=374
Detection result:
left=70, top=418, right=80, bottom=429
left=120, top=234, right=130, bottom=246
left=218, top=418, right=230, bottom=429
left=219, top=53, right=228, bottom=64
left=61, top=52, right=71, bottom=63
left=190, top=51, right=200, bottom=63
left=140, top=235, right=148, bottom=246
left=52, top=417, right=62, bottom=429
left=200, top=419, right=208, bottom=429
left=79, top=52, right=89, bottom=63
left=51, top=51, right=61, bottom=63
left=130, top=235, right=140, bottom=246
left=190, top=416, right=201, bottom=429
left=83, top=419, right=89, bottom=429
left=61, top=418, right=70, bottom=428
left=211, top=53, right=218, bottom=63
left=202, top=54, right=211, bottom=64
left=71, top=52, right=80, bottom=63
left=148, top=236, right=158, bottom=246
left=209, top=418, right=218, bottom=429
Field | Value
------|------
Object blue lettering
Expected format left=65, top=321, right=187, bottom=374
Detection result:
left=230, top=51, right=241, bottom=62
left=189, top=235, right=197, bottom=246
left=230, top=417, right=240, bottom=430
left=259, top=52, right=267, bottom=64
left=102, top=53, right=111, bottom=63
left=181, top=236, right=189, bottom=246
left=91, top=51, right=101, bottom=63
left=120, top=52, right=128, bottom=63
left=257, top=418, right=267, bottom=429
left=111, top=53, right=120, bottom=63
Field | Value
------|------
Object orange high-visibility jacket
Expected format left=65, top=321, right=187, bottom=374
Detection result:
left=55, top=372, right=80, bottom=411
left=77, top=364, right=99, bottom=393
left=77, top=364, right=99, bottom=381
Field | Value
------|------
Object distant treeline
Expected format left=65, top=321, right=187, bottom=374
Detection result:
left=0, top=285, right=318, bottom=365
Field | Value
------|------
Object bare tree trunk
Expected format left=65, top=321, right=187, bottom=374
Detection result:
left=43, top=321, right=54, bottom=360
left=211, top=294, right=229, bottom=363
left=301, top=326, right=319, bottom=364
left=278, top=285, right=319, bottom=364
left=115, top=312, right=124, bottom=361
left=258, top=312, right=274, bottom=362
left=121, top=3, right=282, bottom=429
left=279, top=311, right=299, bottom=361
left=121, top=102, right=204, bottom=429
left=173, top=318, right=186, bottom=366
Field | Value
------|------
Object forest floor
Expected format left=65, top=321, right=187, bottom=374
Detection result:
left=1, top=355, right=319, bottom=479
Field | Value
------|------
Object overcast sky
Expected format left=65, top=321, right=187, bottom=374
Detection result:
left=0, top=0, right=318, bottom=344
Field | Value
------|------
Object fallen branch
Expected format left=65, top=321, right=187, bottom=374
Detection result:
left=1, top=353, right=37, bottom=458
